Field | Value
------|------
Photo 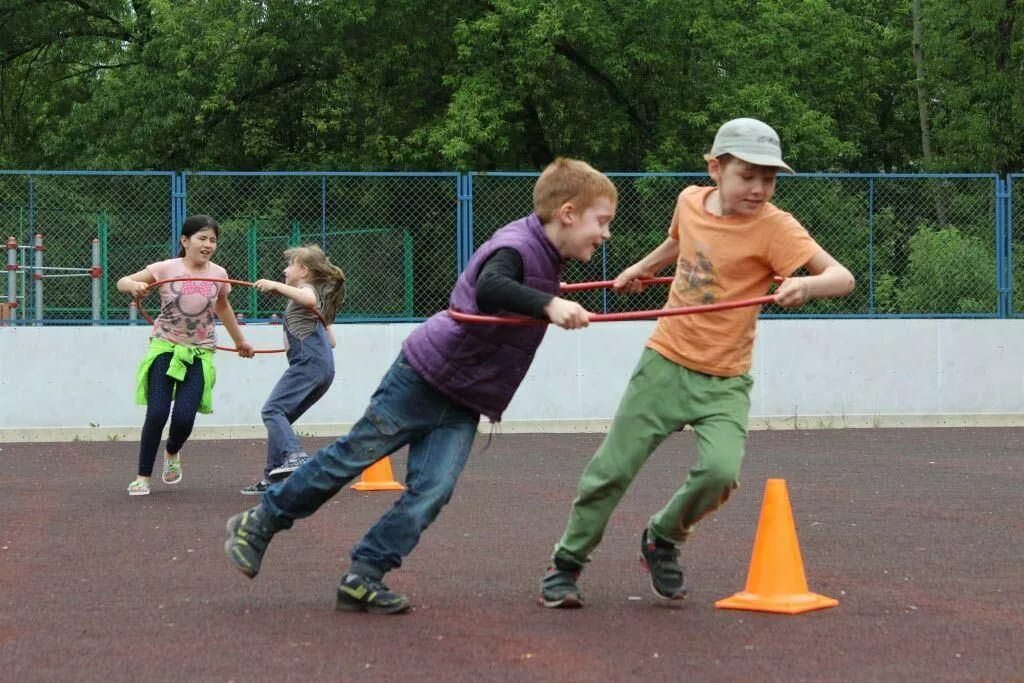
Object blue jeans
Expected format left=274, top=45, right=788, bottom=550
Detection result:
left=260, top=326, right=335, bottom=478
left=261, top=351, right=480, bottom=576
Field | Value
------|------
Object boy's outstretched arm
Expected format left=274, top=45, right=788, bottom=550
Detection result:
left=612, top=237, right=679, bottom=293
left=774, top=249, right=855, bottom=308
left=475, top=248, right=589, bottom=330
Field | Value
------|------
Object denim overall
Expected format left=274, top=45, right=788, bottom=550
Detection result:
left=260, top=323, right=335, bottom=479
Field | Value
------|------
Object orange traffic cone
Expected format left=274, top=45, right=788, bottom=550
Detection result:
left=351, top=456, right=405, bottom=491
left=716, top=478, right=838, bottom=614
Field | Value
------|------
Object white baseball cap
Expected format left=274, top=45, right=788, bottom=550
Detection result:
left=709, top=118, right=795, bottom=174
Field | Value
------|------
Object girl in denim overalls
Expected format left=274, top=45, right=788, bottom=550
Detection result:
left=241, top=245, right=345, bottom=495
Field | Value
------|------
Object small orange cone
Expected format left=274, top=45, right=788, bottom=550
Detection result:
left=351, top=456, right=405, bottom=491
left=716, top=478, right=838, bottom=614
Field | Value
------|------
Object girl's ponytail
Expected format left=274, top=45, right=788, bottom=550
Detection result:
left=284, top=245, right=346, bottom=323
left=318, top=275, right=346, bottom=323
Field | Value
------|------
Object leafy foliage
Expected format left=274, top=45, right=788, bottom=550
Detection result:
left=0, top=0, right=930, bottom=172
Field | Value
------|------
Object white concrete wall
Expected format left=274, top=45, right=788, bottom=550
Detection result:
left=2, top=319, right=1023, bottom=441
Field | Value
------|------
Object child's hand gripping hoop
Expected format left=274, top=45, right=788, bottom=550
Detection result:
left=447, top=276, right=783, bottom=326
left=134, top=276, right=328, bottom=353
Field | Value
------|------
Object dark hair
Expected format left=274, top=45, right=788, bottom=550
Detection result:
left=178, top=215, right=220, bottom=257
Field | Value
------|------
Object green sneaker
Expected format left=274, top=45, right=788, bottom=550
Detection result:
left=336, top=573, right=410, bottom=614
left=224, top=506, right=278, bottom=578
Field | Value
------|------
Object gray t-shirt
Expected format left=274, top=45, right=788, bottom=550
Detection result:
left=284, top=284, right=324, bottom=339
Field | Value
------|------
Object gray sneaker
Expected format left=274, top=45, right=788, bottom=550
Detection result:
left=268, top=451, right=311, bottom=481
left=639, top=527, right=686, bottom=600
left=540, top=557, right=584, bottom=608
left=224, top=506, right=279, bottom=578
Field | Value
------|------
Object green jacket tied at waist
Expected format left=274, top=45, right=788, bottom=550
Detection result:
left=135, top=338, right=217, bottom=414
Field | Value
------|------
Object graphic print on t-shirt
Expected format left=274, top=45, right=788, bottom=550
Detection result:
left=174, top=279, right=217, bottom=316
left=674, top=248, right=720, bottom=305
left=155, top=278, right=219, bottom=345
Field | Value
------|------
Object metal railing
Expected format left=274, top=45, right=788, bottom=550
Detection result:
left=0, top=169, right=1016, bottom=324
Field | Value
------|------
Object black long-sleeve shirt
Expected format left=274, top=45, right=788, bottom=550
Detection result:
left=474, top=248, right=554, bottom=318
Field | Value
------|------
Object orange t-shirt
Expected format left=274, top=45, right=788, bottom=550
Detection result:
left=646, top=185, right=820, bottom=377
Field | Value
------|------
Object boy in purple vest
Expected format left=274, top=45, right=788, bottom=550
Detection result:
left=224, top=158, right=617, bottom=614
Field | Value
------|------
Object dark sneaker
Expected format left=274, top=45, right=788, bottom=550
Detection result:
left=240, top=480, right=270, bottom=496
left=540, top=557, right=584, bottom=608
left=639, top=527, right=686, bottom=600
left=335, top=573, right=410, bottom=614
left=268, top=451, right=311, bottom=481
left=224, top=506, right=278, bottom=578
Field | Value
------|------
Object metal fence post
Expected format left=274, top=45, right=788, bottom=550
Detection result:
left=996, top=176, right=1011, bottom=317
left=33, top=233, right=43, bottom=323
left=456, top=173, right=472, bottom=272
left=247, top=219, right=258, bottom=317
left=321, top=175, right=328, bottom=248
left=1008, top=175, right=1017, bottom=316
left=91, top=237, right=101, bottom=323
left=6, top=235, right=17, bottom=319
left=172, top=173, right=186, bottom=256
left=868, top=177, right=876, bottom=314
left=98, top=210, right=109, bottom=320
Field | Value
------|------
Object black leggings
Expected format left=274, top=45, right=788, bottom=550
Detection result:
left=137, top=352, right=204, bottom=477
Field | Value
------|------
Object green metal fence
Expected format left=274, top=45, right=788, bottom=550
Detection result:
left=0, top=170, right=1013, bottom=324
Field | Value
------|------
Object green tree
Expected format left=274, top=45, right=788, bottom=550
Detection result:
left=897, top=225, right=997, bottom=313
left=920, top=0, right=1024, bottom=172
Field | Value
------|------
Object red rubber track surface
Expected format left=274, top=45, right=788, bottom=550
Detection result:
left=2, top=428, right=1021, bottom=681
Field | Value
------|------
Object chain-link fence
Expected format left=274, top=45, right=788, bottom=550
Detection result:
left=1008, top=174, right=1024, bottom=316
left=471, top=172, right=1003, bottom=317
left=0, top=170, right=1014, bottom=324
left=0, top=171, right=175, bottom=324
left=182, top=172, right=460, bottom=322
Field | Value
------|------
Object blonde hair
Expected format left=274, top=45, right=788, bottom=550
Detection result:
left=532, top=157, right=617, bottom=222
left=284, top=244, right=346, bottom=322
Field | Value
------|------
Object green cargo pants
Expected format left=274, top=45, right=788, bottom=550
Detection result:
left=554, top=347, right=753, bottom=565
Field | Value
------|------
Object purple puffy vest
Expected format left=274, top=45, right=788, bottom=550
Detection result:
left=402, top=213, right=563, bottom=421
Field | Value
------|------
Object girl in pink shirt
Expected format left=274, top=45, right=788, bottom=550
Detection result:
left=117, top=215, right=254, bottom=497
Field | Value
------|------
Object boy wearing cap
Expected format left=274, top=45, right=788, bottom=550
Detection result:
left=539, top=117, right=855, bottom=608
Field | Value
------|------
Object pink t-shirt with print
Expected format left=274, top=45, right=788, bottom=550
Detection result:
left=146, top=258, right=232, bottom=349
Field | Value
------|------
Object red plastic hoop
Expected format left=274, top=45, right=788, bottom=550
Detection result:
left=558, top=276, right=675, bottom=292
left=134, top=276, right=326, bottom=354
left=448, top=276, right=782, bottom=326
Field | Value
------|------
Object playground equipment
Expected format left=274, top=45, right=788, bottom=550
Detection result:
left=4, top=234, right=103, bottom=324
